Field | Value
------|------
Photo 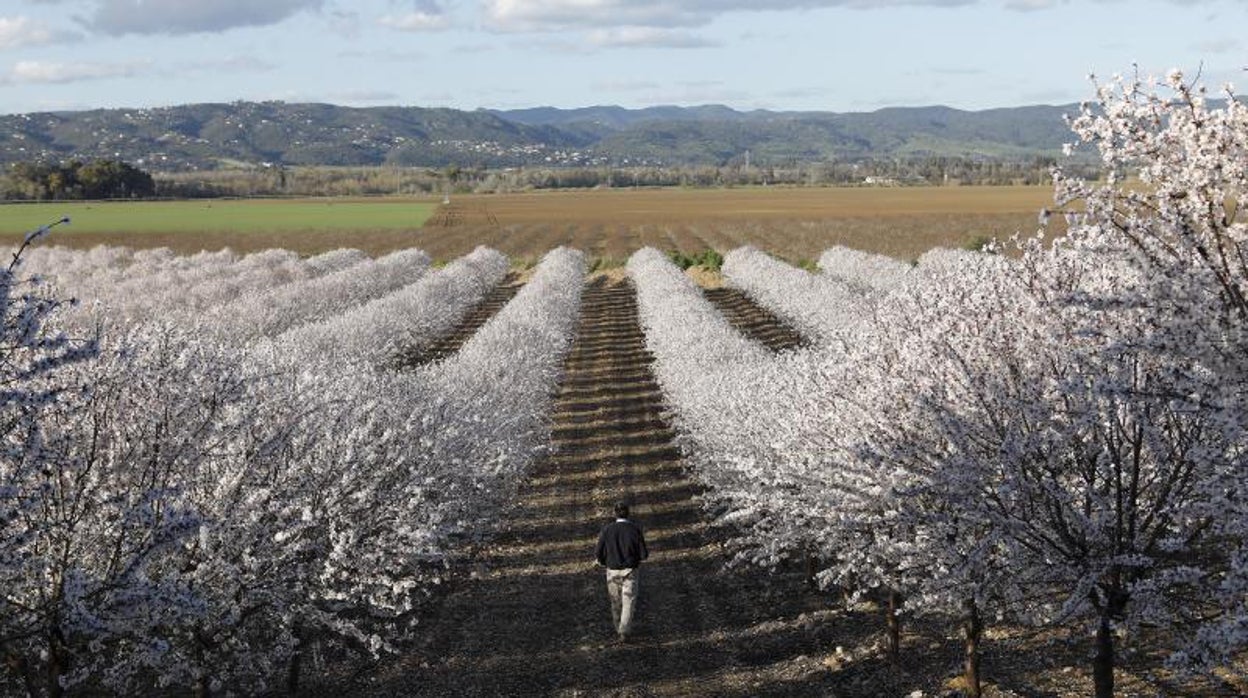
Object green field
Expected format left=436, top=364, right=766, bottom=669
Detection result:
left=3, top=198, right=437, bottom=236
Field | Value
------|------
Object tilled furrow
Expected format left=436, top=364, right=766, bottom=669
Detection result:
left=554, top=389, right=664, bottom=411
left=551, top=404, right=668, bottom=424
left=576, top=333, right=646, bottom=343
left=579, top=302, right=634, bottom=312
left=569, top=336, right=647, bottom=351
left=544, top=444, right=684, bottom=469
left=565, top=347, right=654, bottom=363
left=551, top=430, right=680, bottom=455
left=586, top=319, right=641, bottom=328
left=560, top=369, right=656, bottom=386
left=398, top=274, right=523, bottom=366
left=556, top=380, right=661, bottom=400
left=550, top=416, right=671, bottom=439
left=575, top=314, right=644, bottom=326
left=701, top=286, right=805, bottom=352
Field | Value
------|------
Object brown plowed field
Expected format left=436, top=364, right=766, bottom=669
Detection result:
left=405, top=186, right=1056, bottom=263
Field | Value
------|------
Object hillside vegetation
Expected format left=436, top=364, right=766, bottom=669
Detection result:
left=0, top=101, right=1077, bottom=171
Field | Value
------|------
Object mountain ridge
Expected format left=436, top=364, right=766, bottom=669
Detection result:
left=0, top=101, right=1082, bottom=171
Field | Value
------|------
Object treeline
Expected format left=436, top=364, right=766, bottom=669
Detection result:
left=154, top=155, right=1085, bottom=199
left=482, top=155, right=1073, bottom=190
left=3, top=159, right=155, bottom=200
left=3, top=155, right=1095, bottom=201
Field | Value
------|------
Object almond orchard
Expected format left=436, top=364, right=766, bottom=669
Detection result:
left=2, top=72, right=1245, bottom=697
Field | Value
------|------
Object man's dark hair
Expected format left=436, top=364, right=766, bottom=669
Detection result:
left=614, top=502, right=629, bottom=519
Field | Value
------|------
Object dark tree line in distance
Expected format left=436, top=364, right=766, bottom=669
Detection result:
left=3, top=159, right=156, bottom=201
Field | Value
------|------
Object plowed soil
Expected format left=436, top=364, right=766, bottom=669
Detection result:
left=700, top=287, right=806, bottom=352
left=405, top=186, right=1058, bottom=263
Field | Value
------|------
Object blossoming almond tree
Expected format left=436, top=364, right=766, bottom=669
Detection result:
left=1, top=220, right=102, bottom=696
left=817, top=244, right=913, bottom=294
left=1044, top=68, right=1248, bottom=692
left=821, top=244, right=1220, bottom=696
left=203, top=247, right=431, bottom=341
left=750, top=72, right=1245, bottom=696
left=721, top=245, right=860, bottom=348
left=2, top=241, right=585, bottom=695
left=637, top=77, right=1248, bottom=691
left=60, top=246, right=367, bottom=333
left=277, top=245, right=509, bottom=367
left=143, top=247, right=581, bottom=694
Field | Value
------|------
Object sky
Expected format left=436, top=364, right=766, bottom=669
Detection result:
left=0, top=0, right=1245, bottom=116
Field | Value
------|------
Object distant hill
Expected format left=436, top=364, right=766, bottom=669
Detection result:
left=486, top=104, right=752, bottom=129
left=0, top=101, right=1080, bottom=171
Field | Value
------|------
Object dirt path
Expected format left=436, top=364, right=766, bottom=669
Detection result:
left=341, top=275, right=846, bottom=697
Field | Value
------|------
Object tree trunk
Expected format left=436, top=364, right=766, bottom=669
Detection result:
left=192, top=624, right=212, bottom=698
left=47, top=630, right=66, bottom=698
left=4, top=648, right=38, bottom=698
left=963, top=598, right=983, bottom=698
left=805, top=548, right=818, bottom=589
left=886, top=590, right=902, bottom=660
left=1093, top=612, right=1115, bottom=698
left=287, top=627, right=304, bottom=696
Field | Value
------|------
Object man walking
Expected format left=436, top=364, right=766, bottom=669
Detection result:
left=595, top=502, right=649, bottom=642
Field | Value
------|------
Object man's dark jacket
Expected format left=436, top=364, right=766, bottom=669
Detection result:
left=596, top=520, right=649, bottom=570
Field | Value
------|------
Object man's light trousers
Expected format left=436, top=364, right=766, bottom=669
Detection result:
left=606, top=568, right=638, bottom=638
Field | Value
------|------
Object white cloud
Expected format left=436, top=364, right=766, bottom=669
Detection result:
left=379, top=1, right=450, bottom=32
left=483, top=0, right=979, bottom=32
left=329, top=10, right=362, bottom=38
left=483, top=0, right=1229, bottom=32
left=9, top=58, right=150, bottom=83
left=485, top=0, right=691, bottom=32
left=1003, top=0, right=1060, bottom=11
left=84, top=0, right=325, bottom=36
left=0, top=16, right=78, bottom=49
left=380, top=11, right=451, bottom=32
left=587, top=26, right=715, bottom=49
